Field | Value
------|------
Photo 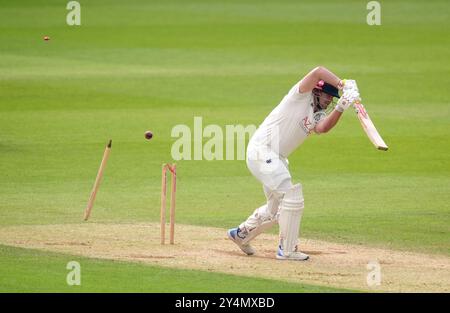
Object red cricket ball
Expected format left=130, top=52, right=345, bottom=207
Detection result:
left=145, top=130, right=153, bottom=140
left=44, top=36, right=50, bottom=41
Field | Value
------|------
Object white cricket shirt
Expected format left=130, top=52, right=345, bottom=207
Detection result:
left=250, top=81, right=326, bottom=158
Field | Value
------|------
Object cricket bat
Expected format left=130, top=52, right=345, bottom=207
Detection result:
left=353, top=100, right=388, bottom=151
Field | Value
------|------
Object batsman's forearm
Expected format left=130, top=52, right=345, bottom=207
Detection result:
left=316, top=67, right=342, bottom=88
left=315, top=110, right=342, bottom=133
left=299, top=66, right=343, bottom=93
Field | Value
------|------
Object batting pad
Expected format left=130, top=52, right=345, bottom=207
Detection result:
left=279, top=184, right=304, bottom=255
left=241, top=219, right=277, bottom=245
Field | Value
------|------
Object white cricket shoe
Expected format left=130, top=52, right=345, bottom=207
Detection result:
left=276, top=244, right=309, bottom=261
left=227, top=227, right=256, bottom=256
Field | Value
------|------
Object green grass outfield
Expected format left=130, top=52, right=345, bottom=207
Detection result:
left=0, top=0, right=449, bottom=292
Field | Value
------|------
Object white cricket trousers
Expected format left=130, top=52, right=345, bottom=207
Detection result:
left=239, top=142, right=294, bottom=231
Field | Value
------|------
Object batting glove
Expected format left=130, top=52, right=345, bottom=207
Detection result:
left=342, top=79, right=358, bottom=92
left=335, top=89, right=360, bottom=112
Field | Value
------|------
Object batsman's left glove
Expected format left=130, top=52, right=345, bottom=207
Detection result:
left=335, top=89, right=360, bottom=112
left=342, top=79, right=358, bottom=92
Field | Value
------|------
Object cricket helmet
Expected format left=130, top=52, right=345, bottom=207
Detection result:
left=315, top=80, right=340, bottom=98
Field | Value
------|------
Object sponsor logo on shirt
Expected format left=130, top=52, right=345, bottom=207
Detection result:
left=301, top=116, right=313, bottom=134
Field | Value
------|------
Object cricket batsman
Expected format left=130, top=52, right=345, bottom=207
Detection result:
left=228, top=66, right=360, bottom=260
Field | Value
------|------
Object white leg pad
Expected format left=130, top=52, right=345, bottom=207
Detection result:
left=241, top=218, right=277, bottom=245
left=239, top=188, right=285, bottom=244
left=278, top=183, right=304, bottom=255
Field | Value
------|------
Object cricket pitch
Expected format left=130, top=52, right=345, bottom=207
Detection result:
left=0, top=223, right=448, bottom=292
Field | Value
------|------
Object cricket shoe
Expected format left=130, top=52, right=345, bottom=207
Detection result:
left=276, top=244, right=309, bottom=261
left=227, top=227, right=256, bottom=256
